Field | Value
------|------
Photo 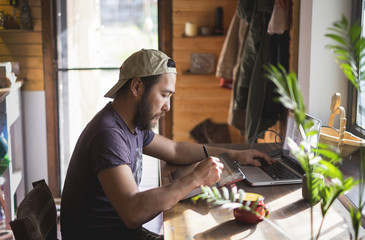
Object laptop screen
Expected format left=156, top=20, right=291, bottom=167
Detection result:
left=282, top=111, right=322, bottom=160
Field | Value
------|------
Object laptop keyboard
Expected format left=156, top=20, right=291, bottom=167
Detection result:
left=259, top=159, right=300, bottom=180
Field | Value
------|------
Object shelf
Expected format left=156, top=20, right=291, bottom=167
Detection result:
left=182, top=70, right=216, bottom=76
left=0, top=80, right=25, bottom=103
left=0, top=29, right=32, bottom=33
left=181, top=34, right=225, bottom=38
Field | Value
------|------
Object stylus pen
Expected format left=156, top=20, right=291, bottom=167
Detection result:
left=203, top=144, right=220, bottom=187
left=203, top=144, right=209, bottom=158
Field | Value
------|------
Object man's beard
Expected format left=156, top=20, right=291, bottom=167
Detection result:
left=134, top=94, right=164, bottom=131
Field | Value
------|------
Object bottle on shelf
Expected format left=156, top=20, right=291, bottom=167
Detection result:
left=20, top=0, right=31, bottom=30
left=9, top=0, right=18, bottom=7
left=213, top=7, right=224, bottom=35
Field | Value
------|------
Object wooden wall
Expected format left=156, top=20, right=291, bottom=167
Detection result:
left=0, top=0, right=44, bottom=91
left=171, top=0, right=300, bottom=144
left=0, top=0, right=55, bottom=197
left=172, top=0, right=244, bottom=143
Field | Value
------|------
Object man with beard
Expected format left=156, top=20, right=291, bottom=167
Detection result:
left=60, top=49, right=274, bottom=239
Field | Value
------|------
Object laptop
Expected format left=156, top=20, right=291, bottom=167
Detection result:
left=239, top=110, right=322, bottom=186
left=169, top=152, right=246, bottom=199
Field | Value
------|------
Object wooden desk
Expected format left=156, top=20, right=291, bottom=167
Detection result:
left=160, top=143, right=365, bottom=240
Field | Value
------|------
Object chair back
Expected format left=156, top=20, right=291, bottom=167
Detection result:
left=10, top=179, right=57, bottom=240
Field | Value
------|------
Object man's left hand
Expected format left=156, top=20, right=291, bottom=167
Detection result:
left=232, top=149, right=276, bottom=166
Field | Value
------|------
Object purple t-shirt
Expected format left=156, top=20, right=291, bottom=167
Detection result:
left=60, top=103, right=154, bottom=237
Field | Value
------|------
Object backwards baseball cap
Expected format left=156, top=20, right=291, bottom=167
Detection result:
left=104, top=49, right=177, bottom=98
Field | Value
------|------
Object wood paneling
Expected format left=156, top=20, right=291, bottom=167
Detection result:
left=21, top=76, right=43, bottom=90
left=42, top=0, right=60, bottom=197
left=173, top=0, right=236, bottom=11
left=0, top=0, right=40, bottom=5
left=289, top=0, right=299, bottom=74
left=19, top=68, right=44, bottom=90
left=173, top=0, right=236, bottom=35
left=172, top=0, right=299, bottom=143
left=175, top=74, right=223, bottom=87
left=172, top=0, right=241, bottom=143
left=32, top=18, right=42, bottom=31
left=0, top=44, right=42, bottom=56
left=174, top=87, right=230, bottom=99
left=0, top=0, right=43, bottom=91
left=0, top=56, right=43, bottom=69
left=173, top=111, right=230, bottom=122
left=0, top=5, right=41, bottom=22
left=0, top=31, right=42, bottom=44
left=29, top=6, right=41, bottom=18
left=158, top=0, right=173, bottom=139
left=174, top=37, right=225, bottom=50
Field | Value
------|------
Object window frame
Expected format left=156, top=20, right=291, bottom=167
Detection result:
left=347, top=0, right=365, bottom=139
left=42, top=0, right=172, bottom=197
left=42, top=0, right=60, bottom=197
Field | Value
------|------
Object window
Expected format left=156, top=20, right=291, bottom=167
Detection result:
left=348, top=0, right=365, bottom=138
left=55, top=0, right=158, bottom=189
left=339, top=0, right=365, bottom=217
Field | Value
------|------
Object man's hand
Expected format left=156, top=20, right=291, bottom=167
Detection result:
left=191, top=157, right=224, bottom=186
left=233, top=149, right=276, bottom=166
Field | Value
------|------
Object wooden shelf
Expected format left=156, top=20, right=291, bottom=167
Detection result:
left=172, top=0, right=237, bottom=142
left=182, top=70, right=215, bottom=76
left=0, top=29, right=32, bottom=33
left=181, top=34, right=225, bottom=38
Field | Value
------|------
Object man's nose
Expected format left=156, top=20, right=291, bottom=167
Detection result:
left=162, top=99, right=170, bottom=112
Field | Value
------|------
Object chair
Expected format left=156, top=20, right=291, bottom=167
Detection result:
left=10, top=179, right=58, bottom=240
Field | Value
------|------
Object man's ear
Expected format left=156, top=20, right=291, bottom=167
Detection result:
left=130, top=78, right=144, bottom=97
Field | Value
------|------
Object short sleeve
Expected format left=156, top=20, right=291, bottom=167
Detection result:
left=90, top=128, right=131, bottom=173
left=143, top=129, right=155, bottom=147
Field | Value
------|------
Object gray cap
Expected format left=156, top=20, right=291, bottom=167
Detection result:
left=104, top=49, right=177, bottom=98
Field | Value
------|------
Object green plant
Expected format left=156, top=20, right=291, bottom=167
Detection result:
left=265, top=64, right=357, bottom=240
left=325, top=15, right=365, bottom=240
left=325, top=15, right=364, bottom=91
left=192, top=62, right=357, bottom=239
left=0, top=133, right=9, bottom=176
left=192, top=185, right=251, bottom=210
left=192, top=185, right=292, bottom=239
left=0, top=154, right=10, bottom=176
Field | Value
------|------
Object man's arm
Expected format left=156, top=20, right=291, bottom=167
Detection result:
left=98, top=156, right=223, bottom=229
left=143, top=134, right=275, bottom=166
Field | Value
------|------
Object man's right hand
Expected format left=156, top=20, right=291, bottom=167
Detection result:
left=191, top=157, right=224, bottom=187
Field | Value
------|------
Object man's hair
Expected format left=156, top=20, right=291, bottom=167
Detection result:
left=116, top=58, right=176, bottom=96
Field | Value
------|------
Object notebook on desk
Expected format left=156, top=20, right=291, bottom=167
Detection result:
left=239, top=110, right=322, bottom=186
left=169, top=152, right=246, bottom=199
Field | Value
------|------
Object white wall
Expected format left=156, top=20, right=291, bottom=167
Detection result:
left=22, top=91, right=48, bottom=192
left=298, top=0, right=351, bottom=128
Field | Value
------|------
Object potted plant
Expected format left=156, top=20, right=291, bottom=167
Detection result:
left=325, top=14, right=365, bottom=240
left=265, top=64, right=357, bottom=240
left=192, top=185, right=292, bottom=239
